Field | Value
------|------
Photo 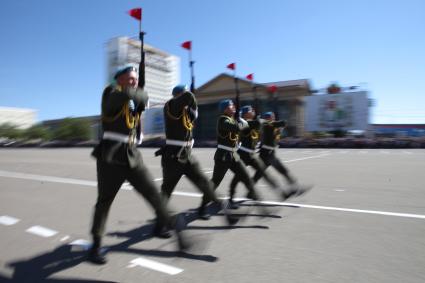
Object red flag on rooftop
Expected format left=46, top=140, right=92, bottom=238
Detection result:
left=227, top=63, right=236, bottom=70
left=181, top=41, right=192, bottom=50
left=128, top=8, right=142, bottom=21
left=267, top=85, right=277, bottom=93
left=246, top=73, right=254, bottom=81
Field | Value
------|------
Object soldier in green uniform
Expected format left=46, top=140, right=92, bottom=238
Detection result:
left=252, top=112, right=310, bottom=195
left=198, top=100, right=263, bottom=219
left=158, top=85, right=237, bottom=225
left=88, top=66, right=184, bottom=264
left=228, top=106, right=294, bottom=208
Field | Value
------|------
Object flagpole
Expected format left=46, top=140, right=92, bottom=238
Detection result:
left=139, top=29, right=146, bottom=89
left=233, top=69, right=240, bottom=120
left=253, top=83, right=259, bottom=119
left=189, top=47, right=195, bottom=93
left=269, top=85, right=279, bottom=120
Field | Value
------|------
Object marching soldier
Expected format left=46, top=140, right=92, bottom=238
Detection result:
left=157, top=85, right=237, bottom=225
left=88, top=66, right=186, bottom=264
left=252, top=112, right=310, bottom=196
left=228, top=106, right=293, bottom=208
left=198, top=99, right=263, bottom=219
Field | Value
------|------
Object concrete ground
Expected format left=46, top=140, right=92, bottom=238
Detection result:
left=0, top=148, right=424, bottom=283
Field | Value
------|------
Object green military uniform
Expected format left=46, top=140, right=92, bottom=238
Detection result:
left=229, top=118, right=280, bottom=201
left=160, top=90, right=218, bottom=204
left=199, top=115, right=260, bottom=212
left=253, top=119, right=296, bottom=185
left=90, top=84, right=170, bottom=244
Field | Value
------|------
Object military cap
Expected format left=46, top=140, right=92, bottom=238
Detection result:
left=262, top=112, right=274, bottom=119
left=218, top=99, right=233, bottom=113
left=240, top=105, right=253, bottom=116
left=114, top=65, right=138, bottom=80
left=172, top=84, right=189, bottom=96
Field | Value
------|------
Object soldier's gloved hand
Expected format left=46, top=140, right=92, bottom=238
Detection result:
left=128, top=100, right=136, bottom=114
left=237, top=117, right=249, bottom=129
left=188, top=106, right=198, bottom=121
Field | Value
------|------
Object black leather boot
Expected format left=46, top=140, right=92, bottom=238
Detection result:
left=87, top=237, right=107, bottom=265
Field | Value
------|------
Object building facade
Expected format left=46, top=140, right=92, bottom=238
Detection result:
left=194, top=74, right=312, bottom=139
left=372, top=124, right=425, bottom=137
left=106, top=37, right=180, bottom=105
left=0, top=107, right=37, bottom=129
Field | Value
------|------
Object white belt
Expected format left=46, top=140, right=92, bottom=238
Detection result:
left=261, top=144, right=277, bottom=151
left=103, top=131, right=131, bottom=143
left=239, top=146, right=255, bottom=153
left=217, top=144, right=239, bottom=152
left=166, top=139, right=194, bottom=148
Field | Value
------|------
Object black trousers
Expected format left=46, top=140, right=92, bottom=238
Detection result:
left=253, top=149, right=295, bottom=184
left=90, top=160, right=169, bottom=239
left=229, top=150, right=278, bottom=198
left=161, top=155, right=218, bottom=204
left=200, top=155, right=258, bottom=208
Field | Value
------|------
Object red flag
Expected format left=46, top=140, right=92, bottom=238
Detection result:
left=267, top=85, right=277, bottom=93
left=226, top=63, right=236, bottom=70
left=246, top=73, right=254, bottom=81
left=128, top=8, right=142, bottom=21
left=181, top=41, right=192, bottom=50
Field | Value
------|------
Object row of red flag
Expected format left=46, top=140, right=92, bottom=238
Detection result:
left=127, top=8, right=277, bottom=91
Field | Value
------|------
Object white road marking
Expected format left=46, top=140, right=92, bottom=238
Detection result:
left=0, top=215, right=20, bottom=226
left=284, top=153, right=330, bottom=163
left=1, top=150, right=423, bottom=221
left=0, top=170, right=97, bottom=187
left=127, top=257, right=183, bottom=275
left=0, top=153, right=328, bottom=186
left=60, top=235, right=70, bottom=241
left=173, top=191, right=203, bottom=198
left=169, top=192, right=425, bottom=220
left=256, top=200, right=425, bottom=220
left=122, top=182, right=133, bottom=190
left=0, top=169, right=159, bottom=188
left=380, top=150, right=390, bottom=154
left=26, top=225, right=58, bottom=237
left=69, top=239, right=91, bottom=251
left=403, top=151, right=412, bottom=154
left=359, top=150, right=368, bottom=154
left=334, top=189, right=345, bottom=192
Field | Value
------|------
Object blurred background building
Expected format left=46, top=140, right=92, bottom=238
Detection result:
left=194, top=74, right=311, bottom=139
left=372, top=124, right=425, bottom=137
left=0, top=107, right=37, bottom=129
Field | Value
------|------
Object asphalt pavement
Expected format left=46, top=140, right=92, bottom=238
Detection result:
left=0, top=148, right=424, bottom=283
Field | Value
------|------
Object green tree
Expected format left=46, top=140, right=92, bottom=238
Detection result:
left=23, top=124, right=52, bottom=141
left=52, top=118, right=91, bottom=141
left=0, top=123, right=23, bottom=139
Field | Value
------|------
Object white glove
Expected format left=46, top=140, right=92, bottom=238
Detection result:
left=237, top=117, right=249, bottom=129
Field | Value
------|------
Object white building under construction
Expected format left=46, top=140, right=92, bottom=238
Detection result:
left=106, top=37, right=180, bottom=106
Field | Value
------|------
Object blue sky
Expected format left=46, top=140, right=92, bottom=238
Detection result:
left=1, top=0, right=424, bottom=123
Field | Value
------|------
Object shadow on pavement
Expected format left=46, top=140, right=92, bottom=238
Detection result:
left=5, top=245, right=116, bottom=283
left=4, top=200, right=283, bottom=282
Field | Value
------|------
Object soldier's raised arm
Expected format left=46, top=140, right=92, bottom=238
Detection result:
left=272, top=120, right=287, bottom=128
left=168, top=85, right=197, bottom=118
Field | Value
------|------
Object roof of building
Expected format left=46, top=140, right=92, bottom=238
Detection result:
left=196, top=73, right=311, bottom=93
